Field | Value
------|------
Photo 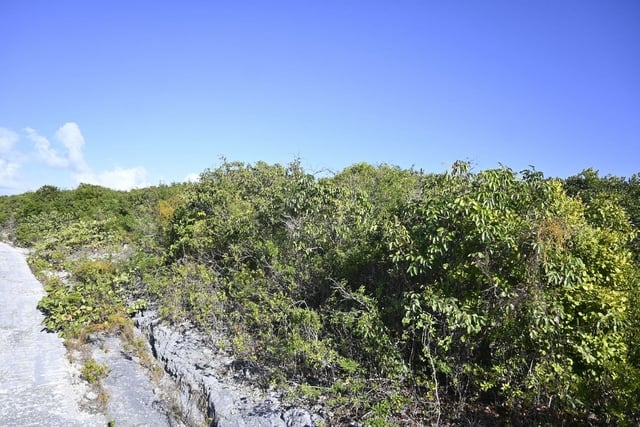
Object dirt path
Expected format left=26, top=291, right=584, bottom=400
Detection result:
left=0, top=242, right=106, bottom=426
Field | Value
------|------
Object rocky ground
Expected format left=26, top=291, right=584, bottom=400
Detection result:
left=0, top=242, right=106, bottom=426
left=135, top=311, right=324, bottom=427
left=0, top=242, right=321, bottom=427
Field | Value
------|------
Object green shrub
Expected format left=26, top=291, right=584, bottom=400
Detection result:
left=3, top=161, right=639, bottom=425
left=82, top=359, right=110, bottom=384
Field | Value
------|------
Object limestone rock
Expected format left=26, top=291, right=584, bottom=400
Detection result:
left=136, top=311, right=322, bottom=427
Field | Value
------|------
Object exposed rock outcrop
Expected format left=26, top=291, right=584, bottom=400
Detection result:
left=90, top=333, right=185, bottom=426
left=135, top=311, right=323, bottom=427
left=1, top=240, right=320, bottom=426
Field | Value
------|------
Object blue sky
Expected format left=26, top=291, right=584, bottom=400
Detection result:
left=1, top=1, right=638, bottom=194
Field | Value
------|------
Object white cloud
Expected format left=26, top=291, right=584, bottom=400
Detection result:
left=0, top=159, right=20, bottom=182
left=0, top=128, right=19, bottom=154
left=25, top=126, right=69, bottom=168
left=55, top=122, right=89, bottom=172
left=184, top=172, right=201, bottom=183
left=0, top=128, right=22, bottom=191
left=75, top=166, right=150, bottom=191
left=4, top=122, right=150, bottom=192
left=25, top=122, right=90, bottom=172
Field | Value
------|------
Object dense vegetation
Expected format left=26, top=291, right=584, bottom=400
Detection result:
left=1, top=161, right=639, bottom=425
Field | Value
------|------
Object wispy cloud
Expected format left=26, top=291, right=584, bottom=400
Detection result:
left=0, top=128, right=22, bottom=190
left=0, top=122, right=150, bottom=193
left=75, top=166, right=149, bottom=191
left=55, top=122, right=90, bottom=172
left=0, top=128, right=19, bottom=154
left=184, top=172, right=201, bottom=183
left=25, top=126, right=70, bottom=168
left=25, top=122, right=91, bottom=172
left=0, top=159, right=20, bottom=185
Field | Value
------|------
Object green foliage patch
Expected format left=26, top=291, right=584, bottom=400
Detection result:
left=82, top=358, right=110, bottom=384
left=1, top=161, right=639, bottom=425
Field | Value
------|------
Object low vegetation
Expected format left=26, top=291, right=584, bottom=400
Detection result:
left=1, top=160, right=639, bottom=425
left=81, top=358, right=110, bottom=384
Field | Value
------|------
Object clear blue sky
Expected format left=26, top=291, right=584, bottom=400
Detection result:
left=1, top=1, right=638, bottom=194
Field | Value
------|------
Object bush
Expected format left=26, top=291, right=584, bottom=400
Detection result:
left=82, top=359, right=110, bottom=384
left=3, top=161, right=639, bottom=425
